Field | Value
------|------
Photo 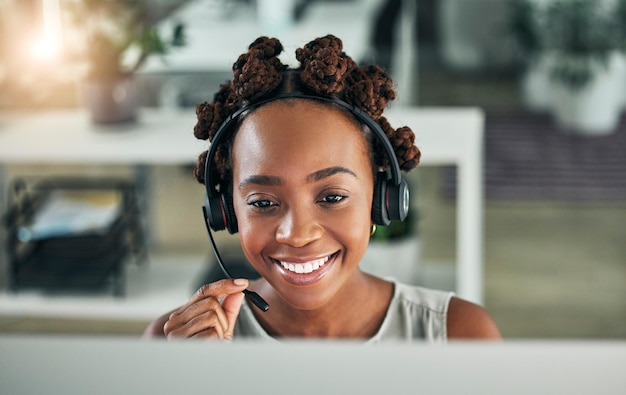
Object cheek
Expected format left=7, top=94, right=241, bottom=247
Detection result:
left=233, top=200, right=266, bottom=257
left=323, top=195, right=373, bottom=252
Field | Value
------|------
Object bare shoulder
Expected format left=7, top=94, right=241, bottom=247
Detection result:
left=447, top=297, right=502, bottom=340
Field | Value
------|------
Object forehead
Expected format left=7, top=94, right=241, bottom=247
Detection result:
left=231, top=100, right=371, bottom=177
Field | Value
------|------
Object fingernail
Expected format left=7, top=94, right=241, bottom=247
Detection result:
left=233, top=278, right=248, bottom=286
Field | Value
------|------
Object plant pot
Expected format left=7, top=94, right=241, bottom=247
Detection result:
left=551, top=52, right=626, bottom=135
left=438, top=0, right=515, bottom=71
left=520, top=53, right=555, bottom=112
left=83, top=76, right=138, bottom=125
left=360, top=237, right=421, bottom=285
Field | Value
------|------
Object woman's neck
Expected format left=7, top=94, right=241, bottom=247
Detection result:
left=248, top=273, right=394, bottom=339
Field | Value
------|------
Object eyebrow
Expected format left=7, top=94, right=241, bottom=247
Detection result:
left=306, top=166, right=357, bottom=183
left=239, top=166, right=357, bottom=189
left=239, top=175, right=282, bottom=189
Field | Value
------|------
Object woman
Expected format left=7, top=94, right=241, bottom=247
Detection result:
left=144, top=35, right=501, bottom=341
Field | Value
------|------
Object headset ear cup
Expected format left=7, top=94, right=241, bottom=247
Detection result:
left=206, top=193, right=226, bottom=232
left=221, top=191, right=238, bottom=234
left=371, top=172, right=391, bottom=226
left=386, top=178, right=410, bottom=222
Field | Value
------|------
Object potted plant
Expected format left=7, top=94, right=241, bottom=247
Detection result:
left=67, top=0, right=185, bottom=124
left=508, top=0, right=554, bottom=112
left=543, top=0, right=625, bottom=135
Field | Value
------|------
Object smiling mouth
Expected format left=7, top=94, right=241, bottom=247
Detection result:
left=276, top=254, right=333, bottom=274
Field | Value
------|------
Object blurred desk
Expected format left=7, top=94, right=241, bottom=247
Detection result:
left=387, top=107, right=485, bottom=304
left=0, top=108, right=203, bottom=164
left=0, top=106, right=484, bottom=314
left=0, top=253, right=205, bottom=320
left=0, top=108, right=205, bottom=293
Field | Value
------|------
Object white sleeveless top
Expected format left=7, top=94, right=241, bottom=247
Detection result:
left=233, top=282, right=454, bottom=343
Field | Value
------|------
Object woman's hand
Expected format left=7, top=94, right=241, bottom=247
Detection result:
left=163, top=279, right=249, bottom=340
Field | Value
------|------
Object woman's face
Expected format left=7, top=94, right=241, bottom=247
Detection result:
left=231, top=100, right=374, bottom=310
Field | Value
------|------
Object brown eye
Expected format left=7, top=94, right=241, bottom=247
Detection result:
left=249, top=199, right=276, bottom=209
left=319, top=194, right=346, bottom=204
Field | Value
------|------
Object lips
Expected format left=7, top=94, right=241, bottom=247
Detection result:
left=278, top=255, right=330, bottom=274
left=270, top=252, right=338, bottom=285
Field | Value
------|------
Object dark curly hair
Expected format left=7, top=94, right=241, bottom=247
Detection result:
left=193, top=35, right=420, bottom=192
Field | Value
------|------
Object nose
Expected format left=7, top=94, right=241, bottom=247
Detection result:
left=275, top=207, right=323, bottom=247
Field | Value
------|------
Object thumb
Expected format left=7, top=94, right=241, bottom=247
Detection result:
left=221, top=291, right=246, bottom=341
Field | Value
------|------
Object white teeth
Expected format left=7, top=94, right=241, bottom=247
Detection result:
left=279, top=256, right=330, bottom=274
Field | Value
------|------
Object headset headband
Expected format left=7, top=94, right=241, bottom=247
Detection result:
left=204, top=93, right=402, bottom=198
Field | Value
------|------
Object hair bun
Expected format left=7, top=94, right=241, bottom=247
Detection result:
left=194, top=102, right=219, bottom=141
left=194, top=150, right=208, bottom=184
left=232, top=37, right=285, bottom=101
left=392, top=126, right=421, bottom=170
left=345, top=65, right=396, bottom=120
left=296, top=34, right=350, bottom=94
left=248, top=36, right=283, bottom=57
left=376, top=117, right=420, bottom=171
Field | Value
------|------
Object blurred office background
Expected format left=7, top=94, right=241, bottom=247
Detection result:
left=0, top=0, right=624, bottom=339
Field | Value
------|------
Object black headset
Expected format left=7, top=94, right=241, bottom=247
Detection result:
left=202, top=92, right=410, bottom=235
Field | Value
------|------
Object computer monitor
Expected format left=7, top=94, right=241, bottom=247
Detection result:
left=1, top=335, right=624, bottom=395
